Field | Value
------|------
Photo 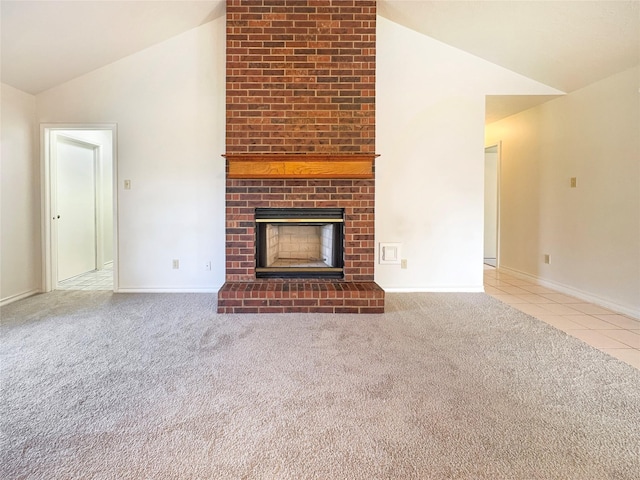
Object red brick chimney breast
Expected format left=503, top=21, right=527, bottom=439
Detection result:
left=226, top=0, right=376, bottom=153
left=218, top=0, right=384, bottom=314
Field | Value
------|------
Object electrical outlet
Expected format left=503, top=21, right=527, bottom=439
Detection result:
left=401, top=259, right=408, bottom=269
left=544, top=254, right=550, bottom=264
left=205, top=261, right=212, bottom=271
left=172, top=259, right=179, bottom=269
left=124, top=179, right=131, bottom=190
left=570, top=177, right=577, bottom=188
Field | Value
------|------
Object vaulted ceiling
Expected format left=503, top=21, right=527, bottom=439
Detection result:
left=1, top=0, right=225, bottom=95
left=1, top=1, right=638, bottom=123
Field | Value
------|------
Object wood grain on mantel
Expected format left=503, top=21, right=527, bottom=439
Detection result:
left=224, top=154, right=377, bottom=179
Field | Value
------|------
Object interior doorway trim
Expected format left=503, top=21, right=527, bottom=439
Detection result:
left=41, top=123, right=118, bottom=292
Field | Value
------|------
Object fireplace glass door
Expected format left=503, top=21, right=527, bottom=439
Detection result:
left=255, top=208, right=344, bottom=278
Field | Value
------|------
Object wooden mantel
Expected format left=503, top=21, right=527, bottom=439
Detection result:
left=224, top=153, right=378, bottom=179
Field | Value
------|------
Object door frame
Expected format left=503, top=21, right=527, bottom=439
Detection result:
left=53, top=134, right=100, bottom=283
left=484, top=142, right=502, bottom=269
left=41, top=124, right=118, bottom=292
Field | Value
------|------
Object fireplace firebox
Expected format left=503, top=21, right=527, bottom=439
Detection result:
left=255, top=208, right=344, bottom=279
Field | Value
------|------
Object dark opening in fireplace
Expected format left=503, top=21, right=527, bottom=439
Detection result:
left=255, top=208, right=344, bottom=279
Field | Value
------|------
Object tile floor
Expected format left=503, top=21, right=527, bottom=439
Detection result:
left=484, top=266, right=640, bottom=370
left=57, top=265, right=113, bottom=291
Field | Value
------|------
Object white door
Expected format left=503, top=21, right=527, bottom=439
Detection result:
left=484, top=146, right=499, bottom=266
left=56, top=137, right=98, bottom=281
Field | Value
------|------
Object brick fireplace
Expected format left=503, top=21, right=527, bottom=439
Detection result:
left=217, top=0, right=384, bottom=313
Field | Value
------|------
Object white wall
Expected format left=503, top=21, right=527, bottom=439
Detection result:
left=375, top=16, right=561, bottom=291
left=0, top=83, right=40, bottom=304
left=13, top=14, right=615, bottom=300
left=37, top=18, right=226, bottom=292
left=486, top=66, right=640, bottom=316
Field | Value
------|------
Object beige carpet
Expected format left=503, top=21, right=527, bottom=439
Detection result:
left=1, top=291, right=639, bottom=479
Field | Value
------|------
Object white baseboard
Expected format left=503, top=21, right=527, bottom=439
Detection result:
left=115, top=288, right=218, bottom=294
left=383, top=286, right=485, bottom=293
left=0, top=289, right=41, bottom=307
left=498, top=266, right=640, bottom=319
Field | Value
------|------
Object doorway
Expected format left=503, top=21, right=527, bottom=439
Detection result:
left=484, top=144, right=500, bottom=268
left=42, top=125, right=117, bottom=292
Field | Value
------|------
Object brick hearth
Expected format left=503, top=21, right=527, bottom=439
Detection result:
left=218, top=281, right=384, bottom=314
left=218, top=0, right=383, bottom=314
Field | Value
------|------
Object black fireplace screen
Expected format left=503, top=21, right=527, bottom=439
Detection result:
left=255, top=208, right=344, bottom=278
